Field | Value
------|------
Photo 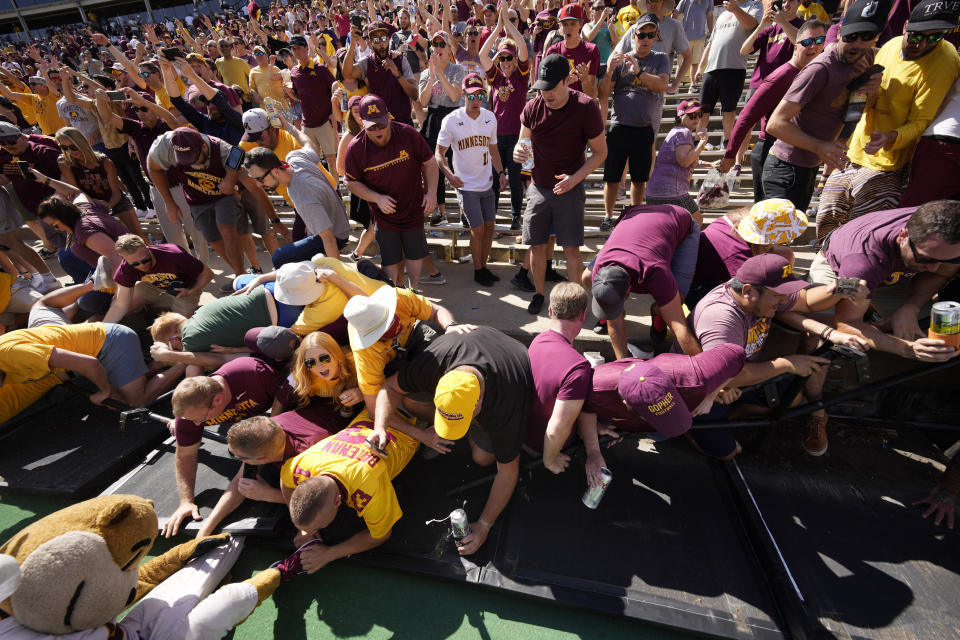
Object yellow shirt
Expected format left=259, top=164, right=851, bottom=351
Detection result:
left=280, top=409, right=418, bottom=538
left=290, top=258, right=385, bottom=336
left=796, top=2, right=829, bottom=23
left=353, top=289, right=434, bottom=396
left=249, top=64, right=290, bottom=109
left=848, top=37, right=960, bottom=172
left=12, top=91, right=65, bottom=135
left=0, top=323, right=106, bottom=385
left=156, top=77, right=187, bottom=112
left=216, top=56, right=252, bottom=93
left=0, top=272, right=14, bottom=312
left=240, top=129, right=336, bottom=206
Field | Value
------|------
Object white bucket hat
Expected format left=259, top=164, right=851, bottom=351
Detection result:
left=737, top=199, right=808, bottom=246
left=273, top=261, right=326, bottom=306
left=345, top=285, right=398, bottom=350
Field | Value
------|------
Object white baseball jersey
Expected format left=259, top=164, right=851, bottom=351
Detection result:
left=436, top=106, right=499, bottom=192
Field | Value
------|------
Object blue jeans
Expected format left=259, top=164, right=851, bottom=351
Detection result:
left=271, top=234, right=350, bottom=269
left=233, top=274, right=302, bottom=327
left=670, top=220, right=701, bottom=297
left=58, top=247, right=112, bottom=314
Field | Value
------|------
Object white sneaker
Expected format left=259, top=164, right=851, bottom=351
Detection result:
left=142, top=208, right=157, bottom=219
left=37, top=273, right=62, bottom=293
left=30, top=272, right=44, bottom=290
left=92, top=256, right=115, bottom=292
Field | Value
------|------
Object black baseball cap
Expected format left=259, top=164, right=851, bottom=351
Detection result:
left=906, top=0, right=960, bottom=31
left=591, top=265, right=632, bottom=320
left=532, top=53, right=571, bottom=91
left=840, top=0, right=892, bottom=37
left=289, top=35, right=308, bottom=47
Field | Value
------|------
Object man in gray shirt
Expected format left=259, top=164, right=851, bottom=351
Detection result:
left=243, top=146, right=350, bottom=266
left=614, top=0, right=692, bottom=95
left=697, top=0, right=763, bottom=153
left=599, top=14, right=671, bottom=228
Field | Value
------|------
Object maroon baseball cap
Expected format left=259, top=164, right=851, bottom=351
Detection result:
left=644, top=344, right=747, bottom=412
left=677, top=99, right=703, bottom=117
left=618, top=361, right=692, bottom=435
left=359, top=94, right=390, bottom=128
left=170, top=127, right=204, bottom=166
left=462, top=73, right=485, bottom=94
left=367, top=20, right=391, bottom=35
left=735, top=254, right=808, bottom=295
left=558, top=3, right=585, bottom=21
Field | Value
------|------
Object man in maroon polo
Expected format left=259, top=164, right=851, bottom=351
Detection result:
left=288, top=34, right=339, bottom=182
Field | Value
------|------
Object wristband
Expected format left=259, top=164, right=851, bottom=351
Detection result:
left=270, top=217, right=281, bottom=224
left=445, top=321, right=459, bottom=329
left=819, top=327, right=834, bottom=341
left=478, top=517, right=492, bottom=530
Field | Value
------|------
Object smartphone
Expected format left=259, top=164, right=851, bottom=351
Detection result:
left=106, top=90, right=126, bottom=101
left=161, top=46, right=183, bottom=61
left=771, top=0, right=783, bottom=11
left=242, top=463, right=259, bottom=479
left=836, top=277, right=859, bottom=295
left=225, top=145, right=246, bottom=171
left=16, top=161, right=35, bottom=181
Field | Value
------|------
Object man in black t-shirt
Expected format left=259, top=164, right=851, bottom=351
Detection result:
left=372, top=326, right=532, bottom=556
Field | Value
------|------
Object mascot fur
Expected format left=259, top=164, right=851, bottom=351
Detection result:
left=0, top=495, right=284, bottom=639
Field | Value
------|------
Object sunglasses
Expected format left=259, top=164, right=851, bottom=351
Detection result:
left=908, top=237, right=960, bottom=265
left=138, top=71, right=153, bottom=78
left=432, top=40, right=447, bottom=48
left=841, top=31, right=877, bottom=43
left=227, top=449, right=258, bottom=461
left=499, top=55, right=514, bottom=62
left=304, top=354, right=332, bottom=368
left=137, top=106, right=150, bottom=112
left=125, top=255, right=154, bottom=267
left=60, top=144, right=79, bottom=151
left=465, top=29, right=479, bottom=35
left=367, top=122, right=388, bottom=131
left=466, top=92, right=487, bottom=101
left=635, top=30, right=657, bottom=40
left=509, top=17, right=519, bottom=22
left=371, top=35, right=389, bottom=43
left=906, top=31, right=944, bottom=45
left=799, top=34, right=826, bottom=46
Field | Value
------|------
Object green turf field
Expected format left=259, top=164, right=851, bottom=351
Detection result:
left=0, top=492, right=702, bottom=640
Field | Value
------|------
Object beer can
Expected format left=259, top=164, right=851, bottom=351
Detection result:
left=340, top=91, right=349, bottom=113
left=519, top=137, right=534, bottom=171
left=582, top=467, right=613, bottom=509
left=450, top=508, right=471, bottom=539
left=930, top=301, right=960, bottom=336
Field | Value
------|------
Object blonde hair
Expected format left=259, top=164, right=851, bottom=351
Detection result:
left=172, top=376, right=222, bottom=417
left=289, top=475, right=338, bottom=529
left=115, top=233, right=147, bottom=255
left=227, top=415, right=281, bottom=456
left=290, top=331, right=356, bottom=409
left=150, top=312, right=188, bottom=342
left=54, top=126, right=103, bottom=169
left=549, top=282, right=589, bottom=320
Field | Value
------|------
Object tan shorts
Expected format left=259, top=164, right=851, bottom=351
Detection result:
left=134, top=281, right=201, bottom=316
left=302, top=121, right=338, bottom=157
left=688, top=39, right=705, bottom=66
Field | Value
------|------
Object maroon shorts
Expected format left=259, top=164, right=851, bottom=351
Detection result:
left=900, top=136, right=960, bottom=207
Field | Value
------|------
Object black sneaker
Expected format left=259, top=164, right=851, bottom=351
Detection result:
left=481, top=267, right=500, bottom=282
left=510, top=215, right=522, bottom=230
left=461, top=213, right=469, bottom=228
left=527, top=293, right=545, bottom=315
left=246, top=267, right=263, bottom=275
left=38, top=247, right=57, bottom=259
left=599, top=217, right=613, bottom=232
left=511, top=271, right=535, bottom=292
left=474, top=269, right=495, bottom=287
left=429, top=211, right=444, bottom=226
left=544, top=267, right=566, bottom=282
left=593, top=321, right=608, bottom=335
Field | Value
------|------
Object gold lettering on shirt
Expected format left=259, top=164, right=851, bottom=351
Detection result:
left=365, top=150, right=411, bottom=173
left=456, top=135, right=491, bottom=151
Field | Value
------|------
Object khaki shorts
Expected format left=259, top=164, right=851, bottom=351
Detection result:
left=134, top=281, right=201, bottom=316
left=688, top=39, right=705, bottom=66
left=302, top=121, right=338, bottom=157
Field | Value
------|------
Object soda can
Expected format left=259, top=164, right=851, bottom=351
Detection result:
left=519, top=137, right=534, bottom=171
left=450, top=508, right=471, bottom=540
left=582, top=467, right=613, bottom=509
left=340, top=91, right=349, bottom=113
left=930, top=301, right=960, bottom=336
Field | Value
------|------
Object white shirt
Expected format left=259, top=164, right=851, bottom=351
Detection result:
left=924, top=77, right=960, bottom=139
left=436, top=106, right=499, bottom=192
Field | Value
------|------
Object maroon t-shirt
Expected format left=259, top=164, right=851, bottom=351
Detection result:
left=113, top=243, right=205, bottom=291
left=0, top=138, right=61, bottom=215
left=272, top=398, right=352, bottom=465
left=173, top=357, right=282, bottom=447
left=360, top=53, right=414, bottom=123
left=70, top=200, right=127, bottom=267
left=691, top=216, right=752, bottom=293
left=344, top=121, right=433, bottom=230
left=592, top=205, right=694, bottom=307
left=486, top=59, right=530, bottom=136
left=748, top=19, right=804, bottom=88
left=290, top=60, right=336, bottom=128
left=824, top=206, right=918, bottom=294
left=543, top=39, right=601, bottom=93
left=120, top=117, right=173, bottom=177
left=726, top=63, right=800, bottom=159
left=520, top=89, right=604, bottom=189
left=525, top=329, right=592, bottom=452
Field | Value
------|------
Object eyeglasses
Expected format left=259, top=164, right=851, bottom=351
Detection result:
left=125, top=254, right=154, bottom=267
left=798, top=35, right=827, bottom=46
left=499, top=55, right=514, bottom=62
left=371, top=35, right=389, bottom=43
left=432, top=40, right=447, bottom=48
left=635, top=30, right=657, bottom=40
left=251, top=169, right=275, bottom=184
left=906, top=31, right=945, bottom=45
left=841, top=31, right=877, bottom=43
left=59, top=144, right=78, bottom=151
left=304, top=354, right=332, bottom=368
left=466, top=92, right=487, bottom=101
left=166, top=334, right=183, bottom=350
left=465, top=29, right=479, bottom=35
left=908, top=236, right=960, bottom=265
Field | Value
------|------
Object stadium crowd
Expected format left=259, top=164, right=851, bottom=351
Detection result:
left=0, top=0, right=959, bottom=578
